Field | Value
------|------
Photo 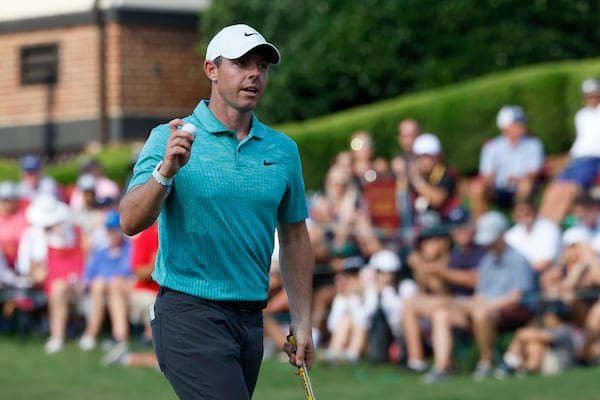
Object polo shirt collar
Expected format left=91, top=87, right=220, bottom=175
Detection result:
left=192, top=100, right=266, bottom=139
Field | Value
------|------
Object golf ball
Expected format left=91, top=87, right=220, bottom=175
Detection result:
left=182, top=123, right=197, bottom=137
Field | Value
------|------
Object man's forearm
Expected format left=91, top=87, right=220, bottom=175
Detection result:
left=439, top=269, right=478, bottom=289
left=119, top=181, right=168, bottom=236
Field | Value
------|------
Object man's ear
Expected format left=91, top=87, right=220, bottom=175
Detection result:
left=204, top=60, right=218, bottom=82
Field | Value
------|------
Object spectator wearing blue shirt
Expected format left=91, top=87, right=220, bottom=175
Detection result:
left=469, top=105, right=545, bottom=220
left=422, top=211, right=536, bottom=384
left=78, top=210, right=132, bottom=352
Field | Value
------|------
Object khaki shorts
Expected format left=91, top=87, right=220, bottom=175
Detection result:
left=129, top=290, right=157, bottom=327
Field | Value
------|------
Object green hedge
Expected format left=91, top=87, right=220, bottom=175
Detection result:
left=0, top=145, right=134, bottom=189
left=277, top=58, right=600, bottom=191
left=1, top=59, right=599, bottom=192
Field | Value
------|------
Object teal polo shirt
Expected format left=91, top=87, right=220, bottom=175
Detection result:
left=128, top=101, right=308, bottom=301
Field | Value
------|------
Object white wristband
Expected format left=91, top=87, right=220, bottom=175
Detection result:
left=152, top=161, right=173, bottom=187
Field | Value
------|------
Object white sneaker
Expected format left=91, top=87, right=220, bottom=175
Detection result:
left=407, top=358, right=428, bottom=373
left=79, top=335, right=97, bottom=351
left=472, top=361, right=493, bottom=382
left=101, top=341, right=129, bottom=366
left=45, top=338, right=64, bottom=354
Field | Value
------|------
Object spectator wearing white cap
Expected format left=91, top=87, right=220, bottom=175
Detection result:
left=0, top=181, right=29, bottom=269
left=362, top=249, right=418, bottom=364
left=322, top=256, right=370, bottom=365
left=407, top=133, right=459, bottom=224
left=539, top=78, right=600, bottom=225
left=540, top=226, right=598, bottom=328
left=469, top=105, right=545, bottom=220
left=421, top=211, right=536, bottom=383
left=16, top=194, right=84, bottom=354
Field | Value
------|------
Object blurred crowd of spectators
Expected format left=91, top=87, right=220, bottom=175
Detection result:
left=1, top=77, right=600, bottom=383
left=0, top=156, right=158, bottom=368
left=265, top=77, right=600, bottom=383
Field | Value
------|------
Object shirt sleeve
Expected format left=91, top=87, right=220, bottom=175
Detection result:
left=127, top=124, right=170, bottom=191
left=277, top=143, right=309, bottom=224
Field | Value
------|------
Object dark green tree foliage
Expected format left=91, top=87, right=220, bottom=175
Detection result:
left=200, top=0, right=600, bottom=124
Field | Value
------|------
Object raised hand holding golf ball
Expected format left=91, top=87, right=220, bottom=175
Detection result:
left=160, top=119, right=197, bottom=178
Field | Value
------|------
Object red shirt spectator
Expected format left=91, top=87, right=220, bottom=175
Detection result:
left=131, top=223, right=159, bottom=293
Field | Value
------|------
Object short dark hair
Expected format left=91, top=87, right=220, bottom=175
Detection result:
left=213, top=56, right=222, bottom=67
left=573, top=192, right=597, bottom=208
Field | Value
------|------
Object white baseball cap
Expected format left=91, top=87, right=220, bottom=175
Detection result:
left=474, top=211, right=509, bottom=246
left=369, top=249, right=402, bottom=272
left=412, top=133, right=442, bottom=156
left=581, top=78, right=600, bottom=95
left=562, top=226, right=592, bottom=246
left=206, top=24, right=280, bottom=64
left=26, top=194, right=70, bottom=228
left=496, top=105, right=527, bottom=129
left=76, top=173, right=96, bottom=191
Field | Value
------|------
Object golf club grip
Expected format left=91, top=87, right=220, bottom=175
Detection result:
left=287, top=335, right=316, bottom=400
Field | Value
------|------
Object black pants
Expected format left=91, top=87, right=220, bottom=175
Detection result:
left=152, top=287, right=265, bottom=400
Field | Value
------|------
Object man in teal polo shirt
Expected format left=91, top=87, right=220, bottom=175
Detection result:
left=119, top=24, right=314, bottom=400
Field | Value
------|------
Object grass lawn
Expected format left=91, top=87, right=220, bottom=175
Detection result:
left=1, top=335, right=599, bottom=400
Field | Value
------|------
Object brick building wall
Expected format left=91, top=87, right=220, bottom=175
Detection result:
left=114, top=24, right=205, bottom=116
left=0, top=7, right=210, bottom=157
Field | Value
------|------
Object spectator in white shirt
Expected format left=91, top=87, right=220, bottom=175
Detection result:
left=539, top=78, right=600, bottom=225
left=504, top=196, right=561, bottom=274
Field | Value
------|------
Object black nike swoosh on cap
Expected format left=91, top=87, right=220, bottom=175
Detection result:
left=244, top=32, right=258, bottom=37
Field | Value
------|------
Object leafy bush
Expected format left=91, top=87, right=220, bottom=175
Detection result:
left=0, top=146, right=134, bottom=189
left=277, top=59, right=600, bottom=190
left=201, top=0, right=600, bottom=124
left=1, top=60, right=598, bottom=194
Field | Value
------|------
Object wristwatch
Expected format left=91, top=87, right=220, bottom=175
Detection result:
left=152, top=161, right=173, bottom=187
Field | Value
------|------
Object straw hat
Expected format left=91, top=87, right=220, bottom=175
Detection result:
left=26, top=194, right=70, bottom=228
